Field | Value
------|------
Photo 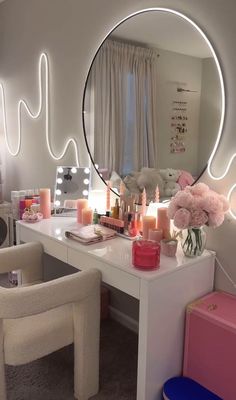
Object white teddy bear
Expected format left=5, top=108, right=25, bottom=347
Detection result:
left=159, top=168, right=181, bottom=197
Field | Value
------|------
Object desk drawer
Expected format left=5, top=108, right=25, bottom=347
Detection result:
left=19, top=227, right=67, bottom=262
left=68, top=248, right=140, bottom=299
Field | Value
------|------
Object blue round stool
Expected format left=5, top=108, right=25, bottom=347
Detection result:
left=163, top=377, right=222, bottom=400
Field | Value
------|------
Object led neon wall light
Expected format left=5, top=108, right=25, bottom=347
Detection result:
left=0, top=52, right=80, bottom=165
left=0, top=9, right=235, bottom=217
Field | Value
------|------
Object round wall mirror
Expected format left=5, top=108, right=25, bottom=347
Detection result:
left=83, top=8, right=224, bottom=202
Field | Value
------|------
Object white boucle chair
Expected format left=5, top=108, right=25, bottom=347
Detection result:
left=0, top=242, right=101, bottom=400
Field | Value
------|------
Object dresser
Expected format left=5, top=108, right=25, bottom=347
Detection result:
left=16, top=217, right=215, bottom=400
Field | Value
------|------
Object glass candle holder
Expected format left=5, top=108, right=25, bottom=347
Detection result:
left=161, top=239, right=178, bottom=257
left=132, top=240, right=160, bottom=270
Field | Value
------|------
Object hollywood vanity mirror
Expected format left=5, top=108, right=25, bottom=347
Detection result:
left=54, top=166, right=90, bottom=214
left=82, top=8, right=224, bottom=202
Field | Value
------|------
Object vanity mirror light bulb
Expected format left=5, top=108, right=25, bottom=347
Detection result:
left=55, top=228, right=61, bottom=235
left=57, top=167, right=63, bottom=173
left=95, top=164, right=99, bottom=169
left=83, top=179, right=89, bottom=185
left=83, top=190, right=89, bottom=196
left=71, top=167, right=77, bottom=174
left=57, top=178, right=63, bottom=184
left=55, top=189, right=61, bottom=195
left=55, top=200, right=61, bottom=206
left=84, top=168, right=90, bottom=174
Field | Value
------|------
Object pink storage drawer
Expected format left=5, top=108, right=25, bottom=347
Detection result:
left=183, top=291, right=236, bottom=400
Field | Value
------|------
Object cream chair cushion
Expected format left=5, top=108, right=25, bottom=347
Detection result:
left=4, top=303, right=73, bottom=365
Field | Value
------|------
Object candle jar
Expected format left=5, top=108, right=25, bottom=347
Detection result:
left=161, top=239, right=178, bottom=257
left=81, top=207, right=93, bottom=225
left=142, top=215, right=156, bottom=239
left=148, top=228, right=163, bottom=243
left=77, top=198, right=88, bottom=223
left=132, top=240, right=160, bottom=270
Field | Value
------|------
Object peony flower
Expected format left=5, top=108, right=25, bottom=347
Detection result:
left=189, top=209, right=208, bottom=227
left=188, top=182, right=210, bottom=196
left=167, top=199, right=179, bottom=219
left=173, top=190, right=194, bottom=209
left=201, top=193, right=223, bottom=214
left=207, top=212, right=225, bottom=227
left=173, top=208, right=191, bottom=229
left=218, top=194, right=229, bottom=212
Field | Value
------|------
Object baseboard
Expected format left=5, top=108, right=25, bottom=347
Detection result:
left=109, top=306, right=139, bottom=333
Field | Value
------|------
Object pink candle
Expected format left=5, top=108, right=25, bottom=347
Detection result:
left=81, top=207, right=93, bottom=225
left=148, top=228, right=163, bottom=242
left=106, top=181, right=111, bottom=211
left=141, top=188, right=147, bottom=217
left=119, top=181, right=126, bottom=196
left=155, top=185, right=160, bottom=203
left=157, top=207, right=171, bottom=239
left=132, top=240, right=160, bottom=270
left=142, top=215, right=156, bottom=240
left=40, top=188, right=51, bottom=219
left=77, top=198, right=88, bottom=223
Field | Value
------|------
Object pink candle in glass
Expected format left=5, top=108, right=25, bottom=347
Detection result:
left=132, top=240, right=160, bottom=270
left=39, top=188, right=51, bottom=219
left=142, top=216, right=156, bottom=240
left=148, top=228, right=163, bottom=243
left=157, top=207, right=171, bottom=239
left=77, top=198, right=88, bottom=223
left=81, top=207, right=93, bottom=225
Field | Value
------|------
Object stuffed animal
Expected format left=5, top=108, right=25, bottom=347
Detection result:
left=159, top=168, right=181, bottom=197
left=136, top=167, right=164, bottom=201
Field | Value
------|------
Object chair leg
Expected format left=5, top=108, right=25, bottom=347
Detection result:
left=0, top=321, right=7, bottom=400
left=73, top=292, right=100, bottom=400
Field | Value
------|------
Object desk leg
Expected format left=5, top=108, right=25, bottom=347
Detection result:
left=136, top=257, right=214, bottom=400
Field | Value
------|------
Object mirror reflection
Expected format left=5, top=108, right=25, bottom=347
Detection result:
left=54, top=166, right=90, bottom=213
left=83, top=10, right=223, bottom=201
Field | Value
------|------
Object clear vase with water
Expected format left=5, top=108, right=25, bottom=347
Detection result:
left=181, top=226, right=206, bottom=257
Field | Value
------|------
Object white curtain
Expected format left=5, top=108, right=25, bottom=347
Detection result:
left=85, top=39, right=159, bottom=176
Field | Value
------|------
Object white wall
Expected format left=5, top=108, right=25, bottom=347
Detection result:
left=198, top=57, right=221, bottom=172
left=157, top=48, right=202, bottom=175
left=0, top=0, right=236, bottom=297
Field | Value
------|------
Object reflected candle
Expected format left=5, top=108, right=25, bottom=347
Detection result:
left=77, top=198, right=88, bottom=223
left=157, top=207, right=171, bottom=239
left=40, top=188, right=51, bottom=219
left=142, top=216, right=156, bottom=240
left=82, top=207, right=93, bottom=225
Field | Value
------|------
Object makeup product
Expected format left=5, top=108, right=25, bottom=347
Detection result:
left=161, top=239, right=178, bottom=257
left=132, top=239, right=160, bottom=270
left=100, top=215, right=124, bottom=234
left=128, top=213, right=138, bottom=237
left=93, top=208, right=99, bottom=224
left=81, top=207, right=93, bottom=225
left=157, top=207, right=171, bottom=239
left=142, top=215, right=156, bottom=240
left=148, top=228, right=163, bottom=243
left=40, top=188, right=51, bottom=219
left=77, top=198, right=88, bottom=223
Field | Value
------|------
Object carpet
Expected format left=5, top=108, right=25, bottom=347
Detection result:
left=1, top=274, right=138, bottom=400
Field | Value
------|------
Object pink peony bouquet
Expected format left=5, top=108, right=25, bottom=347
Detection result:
left=168, top=182, right=229, bottom=229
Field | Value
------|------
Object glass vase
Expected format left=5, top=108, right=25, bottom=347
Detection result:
left=181, top=226, right=206, bottom=257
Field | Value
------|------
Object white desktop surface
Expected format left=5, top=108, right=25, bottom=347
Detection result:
left=16, top=217, right=215, bottom=400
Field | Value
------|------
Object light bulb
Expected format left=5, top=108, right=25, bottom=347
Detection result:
left=57, top=178, right=63, bottom=184
left=58, top=167, right=63, bottom=173
left=71, top=167, right=77, bottom=173
left=56, top=189, right=61, bottom=195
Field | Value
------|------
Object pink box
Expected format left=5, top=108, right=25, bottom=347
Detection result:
left=183, top=291, right=236, bottom=400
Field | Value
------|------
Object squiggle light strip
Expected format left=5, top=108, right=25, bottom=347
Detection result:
left=0, top=52, right=80, bottom=165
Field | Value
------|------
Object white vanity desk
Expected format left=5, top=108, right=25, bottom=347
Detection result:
left=16, top=217, right=215, bottom=400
